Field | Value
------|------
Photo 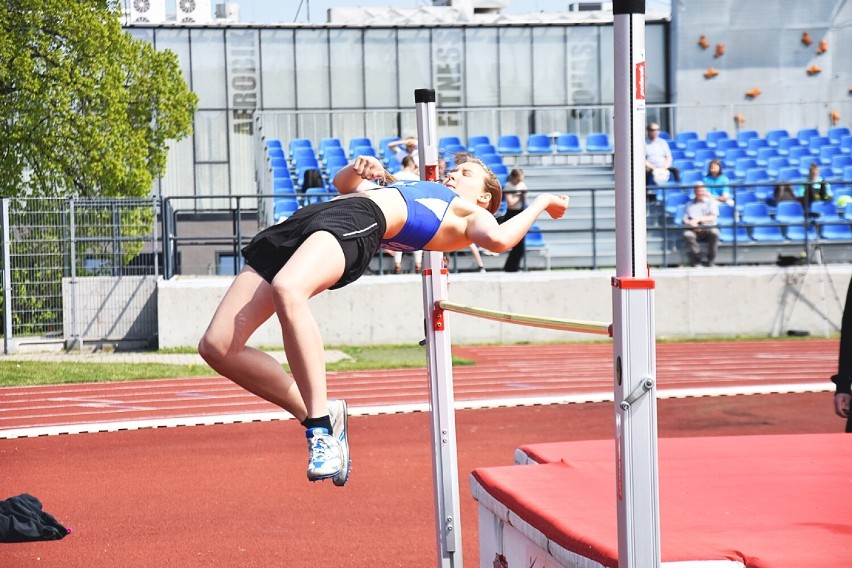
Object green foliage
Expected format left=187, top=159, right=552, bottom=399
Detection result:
left=0, top=0, right=198, bottom=199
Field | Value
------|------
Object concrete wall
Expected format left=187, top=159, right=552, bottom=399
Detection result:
left=157, top=264, right=852, bottom=349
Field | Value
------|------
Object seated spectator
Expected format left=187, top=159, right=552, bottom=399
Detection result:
left=796, top=162, right=832, bottom=209
left=645, top=122, right=680, bottom=193
left=774, top=182, right=797, bottom=203
left=682, top=183, right=720, bottom=267
left=388, top=137, right=419, bottom=166
left=703, top=159, right=733, bottom=205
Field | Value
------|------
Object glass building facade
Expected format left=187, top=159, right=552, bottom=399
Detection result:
left=127, top=21, right=669, bottom=208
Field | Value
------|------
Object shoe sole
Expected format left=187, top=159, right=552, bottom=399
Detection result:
left=331, top=400, right=350, bottom=487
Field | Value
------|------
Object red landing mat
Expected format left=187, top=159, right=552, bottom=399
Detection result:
left=472, top=434, right=852, bottom=567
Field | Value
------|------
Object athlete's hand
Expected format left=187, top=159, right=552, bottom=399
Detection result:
left=352, top=155, right=386, bottom=181
left=539, top=194, right=569, bottom=219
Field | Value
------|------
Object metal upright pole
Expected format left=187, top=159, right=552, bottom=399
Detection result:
left=611, top=1, right=662, bottom=567
left=1, top=199, right=15, bottom=355
left=417, top=87, right=463, bottom=568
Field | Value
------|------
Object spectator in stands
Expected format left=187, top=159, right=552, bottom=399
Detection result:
left=682, top=183, right=719, bottom=267
left=645, top=122, right=679, bottom=194
left=703, top=159, right=733, bottom=205
left=774, top=182, right=797, bottom=204
left=391, top=156, right=423, bottom=272
left=500, top=168, right=530, bottom=272
left=198, top=155, right=569, bottom=487
left=796, top=162, right=832, bottom=209
left=388, top=136, right=419, bottom=166
left=831, top=277, right=852, bottom=433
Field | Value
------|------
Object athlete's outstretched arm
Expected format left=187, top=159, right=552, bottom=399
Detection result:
left=466, top=194, right=569, bottom=253
left=333, top=156, right=394, bottom=194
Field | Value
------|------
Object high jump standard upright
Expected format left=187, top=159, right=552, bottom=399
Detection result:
left=612, top=1, right=662, bottom=566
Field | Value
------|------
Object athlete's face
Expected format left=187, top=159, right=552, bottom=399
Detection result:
left=444, top=162, right=491, bottom=210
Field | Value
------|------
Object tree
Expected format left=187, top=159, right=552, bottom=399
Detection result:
left=0, top=0, right=198, bottom=199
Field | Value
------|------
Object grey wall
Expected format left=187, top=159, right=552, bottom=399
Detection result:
left=158, top=265, right=851, bottom=349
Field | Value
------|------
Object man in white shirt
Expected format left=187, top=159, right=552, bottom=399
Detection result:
left=645, top=123, right=680, bottom=187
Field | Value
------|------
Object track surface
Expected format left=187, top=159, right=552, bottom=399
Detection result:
left=0, top=340, right=844, bottom=567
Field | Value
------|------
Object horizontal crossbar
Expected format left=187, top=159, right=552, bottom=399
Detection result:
left=436, top=301, right=612, bottom=337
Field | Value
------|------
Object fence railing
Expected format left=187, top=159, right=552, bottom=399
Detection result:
left=3, top=180, right=851, bottom=352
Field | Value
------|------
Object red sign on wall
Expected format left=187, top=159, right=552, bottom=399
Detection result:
left=635, top=61, right=646, bottom=100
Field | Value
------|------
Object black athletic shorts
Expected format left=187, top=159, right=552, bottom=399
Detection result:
left=241, top=197, right=387, bottom=289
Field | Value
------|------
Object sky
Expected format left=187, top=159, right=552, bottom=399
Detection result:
left=210, top=1, right=672, bottom=25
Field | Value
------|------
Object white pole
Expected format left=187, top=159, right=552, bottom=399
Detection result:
left=416, top=88, right=463, bottom=568
left=612, top=1, right=662, bottom=566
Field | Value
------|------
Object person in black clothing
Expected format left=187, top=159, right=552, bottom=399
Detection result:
left=499, top=168, right=529, bottom=272
left=831, top=277, right=852, bottom=432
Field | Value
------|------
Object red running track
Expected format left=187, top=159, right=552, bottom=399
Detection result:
left=0, top=340, right=837, bottom=435
left=0, top=340, right=845, bottom=568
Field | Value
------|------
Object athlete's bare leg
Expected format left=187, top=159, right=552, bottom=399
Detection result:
left=198, top=267, right=309, bottom=421
left=269, top=231, right=347, bottom=419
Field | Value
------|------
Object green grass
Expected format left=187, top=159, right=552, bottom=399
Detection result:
left=0, top=344, right=474, bottom=388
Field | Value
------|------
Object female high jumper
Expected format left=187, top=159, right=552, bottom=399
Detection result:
left=198, top=154, right=570, bottom=486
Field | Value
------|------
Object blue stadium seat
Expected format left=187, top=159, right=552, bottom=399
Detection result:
left=720, top=226, right=750, bottom=243
left=811, top=201, right=838, bottom=218
left=351, top=145, right=376, bottom=159
left=318, top=137, right=343, bottom=158
left=555, top=133, right=582, bottom=153
left=304, top=187, right=334, bottom=206
left=323, top=154, right=349, bottom=172
left=723, top=148, right=748, bottom=170
left=765, top=129, right=790, bottom=147
left=766, top=157, right=791, bottom=178
left=673, top=131, right=698, bottom=151
left=735, top=130, right=759, bottom=149
left=740, top=202, right=774, bottom=225
left=442, top=143, right=467, bottom=157
left=785, top=224, right=818, bottom=241
left=828, top=126, right=851, bottom=144
left=671, top=149, right=687, bottom=161
left=684, top=139, right=709, bottom=158
left=745, top=137, right=769, bottom=157
left=273, top=178, right=295, bottom=194
left=733, top=189, right=758, bottom=214
left=267, top=147, right=286, bottom=160
left=830, top=154, right=852, bottom=173
left=717, top=203, right=736, bottom=226
left=681, top=170, right=704, bottom=186
left=755, top=147, right=780, bottom=167
left=787, top=146, right=813, bottom=166
left=705, top=130, right=729, bottom=149
left=526, top=134, right=553, bottom=154
left=585, top=132, right=613, bottom=152
left=796, top=128, right=820, bottom=146
left=693, top=149, right=717, bottom=170
left=775, top=200, right=806, bottom=225
left=479, top=153, right=505, bottom=167
left=496, top=135, right=523, bottom=155
left=776, top=166, right=803, bottom=182
left=439, top=136, right=463, bottom=150
left=750, top=224, right=786, bottom=242
left=841, top=135, right=852, bottom=155
left=270, top=157, right=288, bottom=170
left=384, top=155, right=402, bottom=173
left=289, top=138, right=314, bottom=158
left=777, top=136, right=803, bottom=156
left=846, top=203, right=852, bottom=221
left=322, top=146, right=347, bottom=164
left=273, top=197, right=300, bottom=222
left=733, top=157, right=758, bottom=179
left=743, top=169, right=771, bottom=200
left=466, top=135, right=491, bottom=152
left=664, top=191, right=690, bottom=216
left=475, top=143, right=498, bottom=156
left=292, top=146, right=317, bottom=165
left=265, top=139, right=283, bottom=150
left=808, top=136, right=832, bottom=156
left=348, top=137, right=373, bottom=157
left=819, top=145, right=842, bottom=166
left=525, top=224, right=547, bottom=248
left=820, top=222, right=852, bottom=240
left=715, top=139, right=740, bottom=157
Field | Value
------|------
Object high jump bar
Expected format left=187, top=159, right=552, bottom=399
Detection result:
left=435, top=300, right=613, bottom=337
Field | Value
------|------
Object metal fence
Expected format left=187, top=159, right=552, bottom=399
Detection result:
left=1, top=197, right=159, bottom=353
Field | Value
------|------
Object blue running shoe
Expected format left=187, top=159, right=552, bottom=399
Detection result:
left=328, top=399, right=350, bottom=486
left=305, top=427, right=342, bottom=482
